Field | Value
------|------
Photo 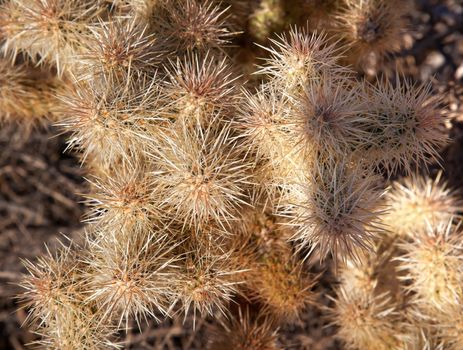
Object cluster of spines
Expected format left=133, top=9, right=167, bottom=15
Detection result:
left=333, top=0, right=411, bottom=71
left=0, top=0, right=452, bottom=349
left=241, top=25, right=447, bottom=264
left=0, top=0, right=415, bottom=128
left=0, top=0, right=104, bottom=75
left=9, top=0, right=307, bottom=346
left=20, top=243, right=120, bottom=349
left=331, top=175, right=463, bottom=349
left=0, top=58, right=60, bottom=132
left=207, top=305, right=280, bottom=350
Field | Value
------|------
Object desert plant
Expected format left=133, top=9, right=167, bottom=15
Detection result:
left=0, top=0, right=456, bottom=349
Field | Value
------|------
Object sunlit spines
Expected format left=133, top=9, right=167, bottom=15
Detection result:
left=59, top=75, right=166, bottom=169
left=238, top=83, right=304, bottom=191
left=0, top=0, right=101, bottom=75
left=382, top=174, right=462, bottom=237
left=331, top=238, right=412, bottom=350
left=84, top=163, right=162, bottom=236
left=396, top=221, right=463, bottom=348
left=434, top=301, right=463, bottom=350
left=20, top=242, right=80, bottom=326
left=78, top=17, right=163, bottom=83
left=339, top=244, right=401, bottom=300
left=153, top=0, right=236, bottom=53
left=404, top=327, right=443, bottom=350
left=290, top=158, right=386, bottom=264
left=163, top=52, right=239, bottom=126
left=396, top=220, right=463, bottom=315
left=238, top=84, right=291, bottom=161
left=12, top=9, right=456, bottom=348
left=257, top=27, right=348, bottom=92
left=151, top=121, right=253, bottom=231
left=83, top=229, right=178, bottom=330
left=34, top=302, right=120, bottom=350
left=330, top=287, right=407, bottom=350
left=362, top=78, right=448, bottom=176
left=20, top=241, right=119, bottom=349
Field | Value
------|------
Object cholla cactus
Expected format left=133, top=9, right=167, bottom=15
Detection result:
left=20, top=243, right=119, bottom=349
left=152, top=122, right=253, bottom=230
left=329, top=242, right=410, bottom=350
left=2, top=0, right=455, bottom=348
left=362, top=78, right=447, bottom=175
left=208, top=306, right=280, bottom=350
left=0, top=58, right=59, bottom=131
left=382, top=174, right=462, bottom=237
left=83, top=230, right=178, bottom=329
left=330, top=288, right=406, bottom=350
left=59, top=76, right=165, bottom=167
left=290, top=159, right=385, bottom=264
left=333, top=0, right=412, bottom=70
left=152, top=0, right=236, bottom=53
left=163, top=52, right=239, bottom=126
left=0, top=0, right=102, bottom=75
left=256, top=28, right=345, bottom=92
left=78, top=17, right=162, bottom=84
left=397, top=221, right=463, bottom=314
left=332, top=180, right=463, bottom=349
